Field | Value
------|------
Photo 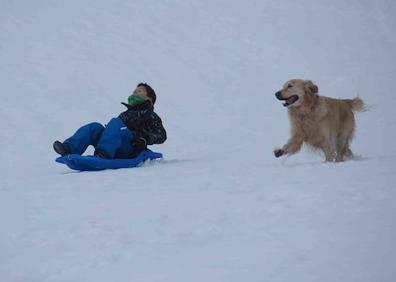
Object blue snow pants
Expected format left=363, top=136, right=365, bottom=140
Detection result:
left=63, top=118, right=135, bottom=158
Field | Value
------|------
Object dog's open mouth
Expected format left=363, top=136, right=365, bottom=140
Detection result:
left=280, top=95, right=299, bottom=107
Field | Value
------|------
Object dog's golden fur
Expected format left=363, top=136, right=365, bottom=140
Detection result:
left=274, top=79, right=365, bottom=162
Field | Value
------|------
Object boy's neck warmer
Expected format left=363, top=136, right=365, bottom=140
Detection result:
left=128, top=94, right=146, bottom=106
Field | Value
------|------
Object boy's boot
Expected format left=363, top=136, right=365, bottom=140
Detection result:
left=53, top=141, right=70, bottom=156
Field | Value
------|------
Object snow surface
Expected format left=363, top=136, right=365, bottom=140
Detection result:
left=1, top=1, right=396, bottom=281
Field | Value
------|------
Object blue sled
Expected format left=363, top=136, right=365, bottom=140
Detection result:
left=56, top=149, right=163, bottom=171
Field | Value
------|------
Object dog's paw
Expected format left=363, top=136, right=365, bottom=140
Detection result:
left=274, top=149, right=285, bottom=158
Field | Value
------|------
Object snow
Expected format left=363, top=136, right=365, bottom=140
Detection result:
left=1, top=1, right=396, bottom=281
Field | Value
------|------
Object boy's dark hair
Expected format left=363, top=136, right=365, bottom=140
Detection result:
left=138, top=83, right=156, bottom=104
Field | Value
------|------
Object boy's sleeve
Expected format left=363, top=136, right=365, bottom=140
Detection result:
left=140, top=112, right=167, bottom=145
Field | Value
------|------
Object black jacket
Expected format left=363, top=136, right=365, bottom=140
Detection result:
left=118, top=100, right=167, bottom=146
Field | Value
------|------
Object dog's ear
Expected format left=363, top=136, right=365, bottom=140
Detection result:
left=304, top=80, right=318, bottom=95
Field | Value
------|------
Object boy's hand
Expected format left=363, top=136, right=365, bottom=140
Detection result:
left=133, top=136, right=147, bottom=152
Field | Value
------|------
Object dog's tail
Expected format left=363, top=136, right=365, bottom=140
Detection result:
left=345, top=97, right=366, bottom=112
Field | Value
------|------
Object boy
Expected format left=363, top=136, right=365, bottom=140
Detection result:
left=53, top=83, right=166, bottom=159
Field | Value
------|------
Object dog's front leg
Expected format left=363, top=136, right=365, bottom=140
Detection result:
left=274, top=135, right=303, bottom=158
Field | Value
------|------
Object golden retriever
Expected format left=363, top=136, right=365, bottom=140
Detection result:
left=274, top=79, right=365, bottom=162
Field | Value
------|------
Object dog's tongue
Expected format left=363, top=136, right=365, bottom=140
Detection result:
left=283, top=96, right=296, bottom=107
left=283, top=97, right=292, bottom=107
left=287, top=97, right=295, bottom=103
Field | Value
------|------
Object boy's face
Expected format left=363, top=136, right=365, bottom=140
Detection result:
left=133, top=86, right=152, bottom=102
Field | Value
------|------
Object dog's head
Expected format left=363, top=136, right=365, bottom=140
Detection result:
left=275, top=79, right=318, bottom=108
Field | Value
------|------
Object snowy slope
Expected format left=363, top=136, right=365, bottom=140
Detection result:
left=1, top=1, right=396, bottom=281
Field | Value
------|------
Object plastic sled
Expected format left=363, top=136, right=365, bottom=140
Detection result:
left=56, top=149, right=163, bottom=171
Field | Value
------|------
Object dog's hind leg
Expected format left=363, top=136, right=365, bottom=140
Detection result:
left=323, top=145, right=336, bottom=162
left=323, top=135, right=338, bottom=162
left=345, top=148, right=353, bottom=157
left=336, top=129, right=354, bottom=162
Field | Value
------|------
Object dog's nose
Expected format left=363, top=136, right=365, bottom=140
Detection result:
left=275, top=91, right=282, bottom=99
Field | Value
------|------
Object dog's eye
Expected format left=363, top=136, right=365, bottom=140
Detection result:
left=288, top=84, right=293, bottom=88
